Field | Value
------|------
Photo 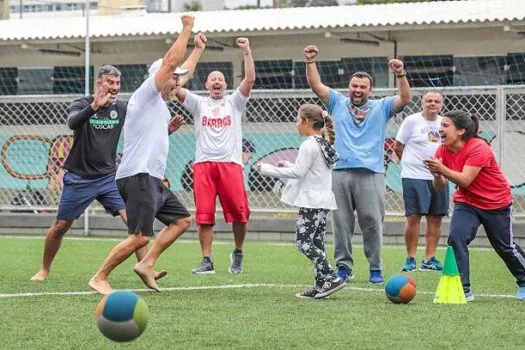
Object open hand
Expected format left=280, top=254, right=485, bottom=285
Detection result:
left=92, top=83, right=113, bottom=110
left=168, top=114, right=185, bottom=135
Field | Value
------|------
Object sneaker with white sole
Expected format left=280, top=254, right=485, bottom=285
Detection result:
left=315, top=277, right=347, bottom=299
left=228, top=251, right=243, bottom=274
left=420, top=257, right=443, bottom=271
left=295, top=286, right=319, bottom=300
left=192, top=258, right=216, bottom=275
left=465, top=290, right=474, bottom=302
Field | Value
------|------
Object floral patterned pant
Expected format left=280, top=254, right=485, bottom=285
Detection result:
left=296, top=208, right=336, bottom=286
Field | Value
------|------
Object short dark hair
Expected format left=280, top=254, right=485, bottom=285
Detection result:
left=350, top=71, right=373, bottom=88
left=97, top=65, right=121, bottom=79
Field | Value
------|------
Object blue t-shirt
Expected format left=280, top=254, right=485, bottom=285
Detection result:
left=327, top=89, right=398, bottom=173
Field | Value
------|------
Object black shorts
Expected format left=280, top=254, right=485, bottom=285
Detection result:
left=117, top=173, right=190, bottom=237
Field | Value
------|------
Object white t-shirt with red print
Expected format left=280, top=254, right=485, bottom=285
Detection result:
left=183, top=89, right=249, bottom=167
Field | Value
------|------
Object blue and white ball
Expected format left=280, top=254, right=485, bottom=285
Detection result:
left=95, top=291, right=149, bottom=342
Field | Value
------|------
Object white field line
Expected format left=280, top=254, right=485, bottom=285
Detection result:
left=0, top=283, right=516, bottom=299
left=0, top=235, right=495, bottom=251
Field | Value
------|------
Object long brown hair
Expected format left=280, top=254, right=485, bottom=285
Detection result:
left=298, top=104, right=336, bottom=145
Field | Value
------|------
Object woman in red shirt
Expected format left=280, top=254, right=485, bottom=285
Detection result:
left=425, top=110, right=525, bottom=302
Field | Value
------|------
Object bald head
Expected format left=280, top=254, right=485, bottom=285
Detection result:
left=205, top=71, right=228, bottom=99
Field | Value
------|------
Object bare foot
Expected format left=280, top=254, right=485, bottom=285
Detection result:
left=154, top=270, right=168, bottom=281
left=30, top=269, right=49, bottom=282
left=88, top=277, right=113, bottom=295
left=134, top=263, right=160, bottom=292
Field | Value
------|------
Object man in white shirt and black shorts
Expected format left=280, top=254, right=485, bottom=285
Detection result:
left=394, top=90, right=449, bottom=273
left=88, top=15, right=204, bottom=294
left=175, top=37, right=256, bottom=275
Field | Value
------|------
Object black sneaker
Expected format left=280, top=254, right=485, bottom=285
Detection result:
left=192, top=258, right=215, bottom=275
left=295, top=287, right=319, bottom=300
left=228, top=251, right=243, bottom=274
left=315, top=277, right=346, bottom=299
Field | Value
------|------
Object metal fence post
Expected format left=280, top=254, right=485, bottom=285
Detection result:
left=83, top=0, right=90, bottom=237
left=496, top=86, right=505, bottom=166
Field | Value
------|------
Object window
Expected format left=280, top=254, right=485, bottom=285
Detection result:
left=53, top=66, right=93, bottom=94
left=341, top=57, right=389, bottom=88
left=188, top=61, right=233, bottom=91
left=292, top=57, right=388, bottom=89
left=18, top=68, right=53, bottom=94
left=454, top=56, right=506, bottom=86
left=293, top=60, right=345, bottom=89
left=116, top=64, right=148, bottom=93
left=507, top=53, right=525, bottom=85
left=253, top=60, right=293, bottom=89
left=0, top=68, right=17, bottom=95
left=403, top=55, right=454, bottom=88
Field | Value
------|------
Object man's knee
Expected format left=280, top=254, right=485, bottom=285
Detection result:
left=50, top=220, right=73, bottom=236
left=129, top=233, right=150, bottom=248
left=175, top=216, right=192, bottom=231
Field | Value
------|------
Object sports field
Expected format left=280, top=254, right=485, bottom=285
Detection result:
left=0, top=235, right=522, bottom=349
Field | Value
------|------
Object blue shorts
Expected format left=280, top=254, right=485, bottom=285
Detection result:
left=57, top=172, right=125, bottom=221
left=402, top=178, right=449, bottom=217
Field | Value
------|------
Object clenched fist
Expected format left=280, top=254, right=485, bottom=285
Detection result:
left=194, top=32, right=207, bottom=49
left=304, top=45, right=319, bottom=62
left=181, top=14, right=195, bottom=30
left=388, top=59, right=404, bottom=75
left=236, top=38, right=251, bottom=53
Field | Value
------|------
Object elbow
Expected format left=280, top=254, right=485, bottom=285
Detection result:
left=401, top=93, right=412, bottom=106
left=245, top=77, right=256, bottom=86
left=67, top=120, right=77, bottom=130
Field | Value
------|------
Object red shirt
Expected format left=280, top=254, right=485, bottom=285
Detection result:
left=435, top=138, right=512, bottom=210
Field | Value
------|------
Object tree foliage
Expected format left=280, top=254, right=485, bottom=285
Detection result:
left=357, top=0, right=449, bottom=4
left=183, top=1, right=203, bottom=11
left=284, top=0, right=339, bottom=7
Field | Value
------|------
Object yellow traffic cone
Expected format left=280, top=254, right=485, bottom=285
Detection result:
left=433, top=246, right=467, bottom=304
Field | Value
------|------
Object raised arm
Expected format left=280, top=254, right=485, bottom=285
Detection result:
left=304, top=45, right=330, bottom=104
left=175, top=33, right=207, bottom=103
left=67, top=85, right=111, bottom=130
left=236, top=38, right=255, bottom=97
left=155, top=15, right=194, bottom=92
left=388, top=59, right=412, bottom=112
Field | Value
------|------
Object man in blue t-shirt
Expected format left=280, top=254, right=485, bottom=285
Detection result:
left=304, top=45, right=412, bottom=283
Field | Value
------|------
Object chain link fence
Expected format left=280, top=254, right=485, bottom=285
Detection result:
left=1, top=86, right=525, bottom=216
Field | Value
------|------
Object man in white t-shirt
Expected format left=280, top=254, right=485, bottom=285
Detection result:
left=88, top=16, right=206, bottom=295
left=394, top=90, right=449, bottom=272
left=175, top=38, right=256, bottom=275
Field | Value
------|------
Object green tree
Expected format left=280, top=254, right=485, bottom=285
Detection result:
left=357, top=0, right=449, bottom=4
left=183, top=0, right=203, bottom=11
left=284, top=0, right=339, bottom=7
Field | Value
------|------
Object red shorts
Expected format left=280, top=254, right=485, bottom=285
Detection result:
left=193, top=161, right=250, bottom=225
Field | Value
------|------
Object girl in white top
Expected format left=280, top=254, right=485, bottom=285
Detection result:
left=256, top=104, right=346, bottom=300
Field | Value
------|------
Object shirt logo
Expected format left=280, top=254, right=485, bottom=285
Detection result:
left=110, top=110, right=118, bottom=119
left=201, top=115, right=232, bottom=128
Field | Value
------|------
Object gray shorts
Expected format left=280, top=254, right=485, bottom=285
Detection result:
left=117, top=173, right=190, bottom=236
left=402, top=178, right=449, bottom=217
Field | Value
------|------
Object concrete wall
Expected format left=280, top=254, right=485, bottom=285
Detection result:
left=2, top=212, right=525, bottom=248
